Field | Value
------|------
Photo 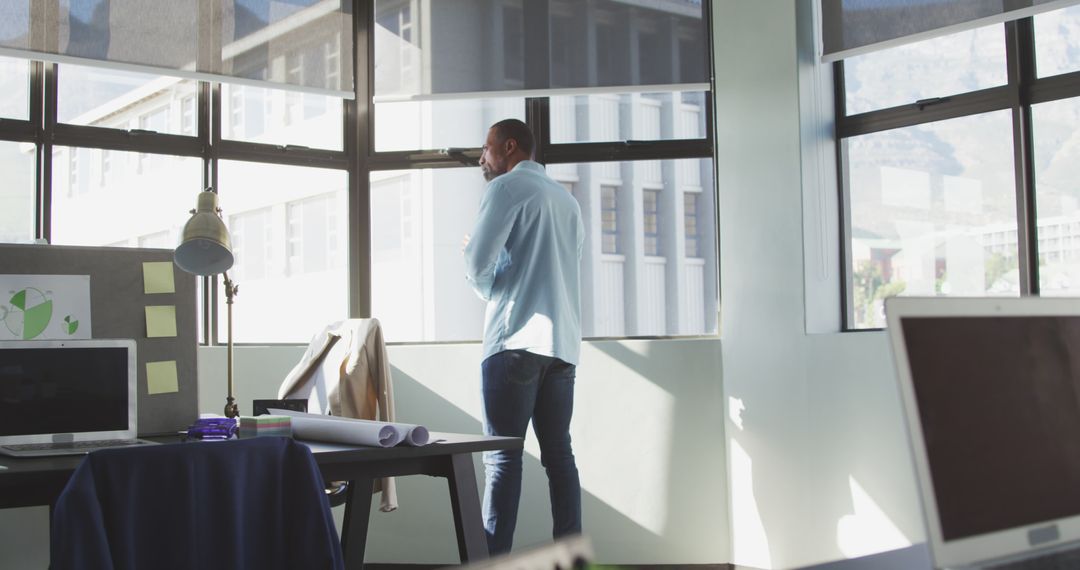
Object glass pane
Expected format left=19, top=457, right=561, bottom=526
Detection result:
left=372, top=160, right=718, bottom=341
left=844, top=111, right=1019, bottom=329
left=222, top=83, right=343, bottom=150
left=58, top=64, right=199, bottom=134
left=0, top=56, right=29, bottom=120
left=1033, top=97, right=1080, bottom=295
left=221, top=0, right=353, bottom=94
left=550, top=91, right=707, bottom=144
left=374, top=97, right=524, bottom=152
left=50, top=148, right=201, bottom=247
left=370, top=168, right=487, bottom=342
left=1035, top=4, right=1080, bottom=78
left=556, top=159, right=716, bottom=337
left=373, top=0, right=707, bottom=99
left=843, top=25, right=1006, bottom=115
left=217, top=161, right=348, bottom=343
left=0, top=141, right=35, bottom=243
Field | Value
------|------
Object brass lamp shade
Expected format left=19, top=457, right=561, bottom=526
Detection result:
left=175, top=191, right=234, bottom=276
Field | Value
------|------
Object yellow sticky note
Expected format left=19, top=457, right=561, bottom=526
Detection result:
left=143, top=261, right=176, bottom=294
left=146, top=360, right=179, bottom=395
left=145, top=305, right=177, bottom=338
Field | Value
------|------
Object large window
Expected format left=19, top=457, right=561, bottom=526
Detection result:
left=2, top=1, right=717, bottom=344
left=836, top=5, right=1080, bottom=329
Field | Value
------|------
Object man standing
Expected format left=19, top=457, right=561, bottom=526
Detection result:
left=463, top=119, right=584, bottom=554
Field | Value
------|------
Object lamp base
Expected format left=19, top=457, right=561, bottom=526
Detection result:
left=224, top=397, right=239, bottom=419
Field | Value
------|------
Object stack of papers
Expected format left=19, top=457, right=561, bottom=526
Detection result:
left=268, top=409, right=431, bottom=448
left=239, top=415, right=292, bottom=438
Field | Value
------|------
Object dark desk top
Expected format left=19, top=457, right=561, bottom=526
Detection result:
left=0, top=432, right=522, bottom=509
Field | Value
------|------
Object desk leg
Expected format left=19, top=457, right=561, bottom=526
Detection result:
left=341, top=478, right=374, bottom=570
left=447, top=453, right=489, bottom=562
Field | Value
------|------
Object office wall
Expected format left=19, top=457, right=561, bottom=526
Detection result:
left=199, top=339, right=728, bottom=565
left=714, top=1, right=924, bottom=569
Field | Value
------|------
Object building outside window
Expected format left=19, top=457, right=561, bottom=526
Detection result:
left=644, top=189, right=661, bottom=256
left=601, top=185, right=620, bottom=254
left=685, top=192, right=700, bottom=258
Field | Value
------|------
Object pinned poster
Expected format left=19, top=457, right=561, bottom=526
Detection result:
left=146, top=360, right=179, bottom=395
left=145, top=305, right=177, bottom=338
left=0, top=275, right=91, bottom=340
left=142, top=262, right=176, bottom=294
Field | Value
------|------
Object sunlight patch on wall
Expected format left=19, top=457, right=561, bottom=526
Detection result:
left=728, top=396, right=745, bottom=430
left=836, top=475, right=912, bottom=558
left=571, top=347, right=676, bottom=535
left=730, top=438, right=772, bottom=569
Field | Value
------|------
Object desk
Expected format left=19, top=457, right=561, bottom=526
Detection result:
left=0, top=432, right=523, bottom=570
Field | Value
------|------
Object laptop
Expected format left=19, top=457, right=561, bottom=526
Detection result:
left=886, top=296, right=1080, bottom=569
left=0, top=339, right=156, bottom=457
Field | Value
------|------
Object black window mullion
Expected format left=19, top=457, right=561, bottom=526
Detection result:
left=834, top=61, right=854, bottom=329
left=51, top=124, right=204, bottom=157
left=352, top=0, right=374, bottom=318
left=543, top=139, right=712, bottom=164
left=0, top=118, right=36, bottom=141
left=838, top=85, right=1014, bottom=137
left=40, top=62, right=57, bottom=243
left=368, top=150, right=479, bottom=171
left=527, top=97, right=549, bottom=164
left=198, top=79, right=213, bottom=346
left=1028, top=69, right=1080, bottom=105
left=208, top=81, right=222, bottom=346
left=214, top=140, right=348, bottom=170
left=1008, top=18, right=1039, bottom=296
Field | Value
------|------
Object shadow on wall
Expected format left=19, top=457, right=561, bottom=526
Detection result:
left=361, top=341, right=727, bottom=565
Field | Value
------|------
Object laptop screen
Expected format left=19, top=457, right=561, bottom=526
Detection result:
left=0, top=343, right=130, bottom=437
left=901, top=314, right=1080, bottom=542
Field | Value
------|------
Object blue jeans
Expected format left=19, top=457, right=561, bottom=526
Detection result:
left=481, top=349, right=582, bottom=554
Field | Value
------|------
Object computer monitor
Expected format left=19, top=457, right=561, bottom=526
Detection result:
left=886, top=296, right=1080, bottom=569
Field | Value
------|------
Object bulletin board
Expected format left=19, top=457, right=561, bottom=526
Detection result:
left=0, top=243, right=197, bottom=435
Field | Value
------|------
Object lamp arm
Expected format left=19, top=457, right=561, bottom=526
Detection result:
left=222, top=272, right=239, bottom=419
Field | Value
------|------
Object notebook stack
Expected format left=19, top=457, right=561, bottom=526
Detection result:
left=239, top=415, right=292, bottom=438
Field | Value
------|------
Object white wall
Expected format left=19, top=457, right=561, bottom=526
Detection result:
left=198, top=339, right=729, bottom=565
left=715, top=1, right=924, bottom=568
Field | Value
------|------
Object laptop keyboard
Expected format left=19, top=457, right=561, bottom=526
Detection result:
left=1, top=439, right=149, bottom=453
left=989, top=547, right=1080, bottom=569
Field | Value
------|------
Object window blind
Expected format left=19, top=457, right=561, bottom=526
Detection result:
left=373, top=0, right=710, bottom=103
left=821, top=0, right=1080, bottom=63
left=0, top=0, right=354, bottom=98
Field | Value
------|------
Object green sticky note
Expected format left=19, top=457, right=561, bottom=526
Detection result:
left=146, top=360, right=179, bottom=395
left=143, top=262, right=176, bottom=294
left=145, top=305, right=177, bottom=338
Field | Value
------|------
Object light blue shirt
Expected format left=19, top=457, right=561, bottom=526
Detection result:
left=464, top=160, right=585, bottom=365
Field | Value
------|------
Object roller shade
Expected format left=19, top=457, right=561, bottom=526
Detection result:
left=821, top=0, right=1080, bottom=63
left=373, top=0, right=710, bottom=103
left=0, top=0, right=354, bottom=98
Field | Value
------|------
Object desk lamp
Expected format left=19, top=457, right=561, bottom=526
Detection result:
left=174, top=189, right=240, bottom=418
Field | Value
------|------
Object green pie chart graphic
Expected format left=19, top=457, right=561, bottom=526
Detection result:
left=5, top=287, right=53, bottom=340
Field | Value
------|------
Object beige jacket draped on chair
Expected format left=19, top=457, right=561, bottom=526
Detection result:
left=278, top=318, right=398, bottom=512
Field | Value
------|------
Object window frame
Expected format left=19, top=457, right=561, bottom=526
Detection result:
left=834, top=16, right=1080, bottom=331
left=0, top=0, right=719, bottom=345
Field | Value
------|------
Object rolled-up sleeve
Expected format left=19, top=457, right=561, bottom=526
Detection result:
left=464, top=181, right=518, bottom=300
